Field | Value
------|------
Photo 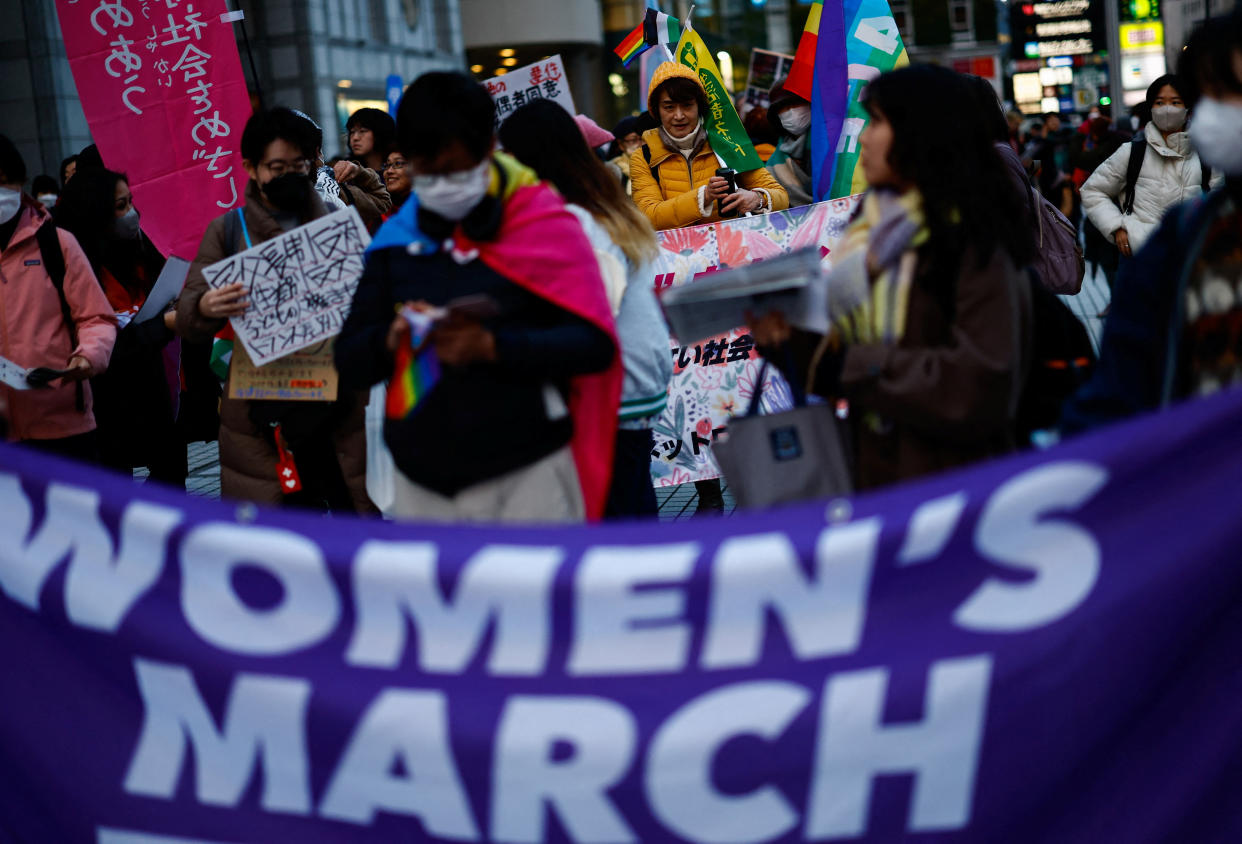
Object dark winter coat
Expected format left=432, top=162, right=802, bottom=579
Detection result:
left=176, top=181, right=374, bottom=511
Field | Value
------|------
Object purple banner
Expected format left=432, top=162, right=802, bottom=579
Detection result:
left=3, top=387, right=1242, bottom=842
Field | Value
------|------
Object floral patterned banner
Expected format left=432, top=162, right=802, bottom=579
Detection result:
left=649, top=196, right=861, bottom=486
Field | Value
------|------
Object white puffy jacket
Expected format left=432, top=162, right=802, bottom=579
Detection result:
left=1081, top=122, right=1211, bottom=253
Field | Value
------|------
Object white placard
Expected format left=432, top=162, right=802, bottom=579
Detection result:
left=0, top=355, right=32, bottom=391
left=483, top=54, right=576, bottom=131
left=201, top=207, right=370, bottom=367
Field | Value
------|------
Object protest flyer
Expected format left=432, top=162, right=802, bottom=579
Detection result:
left=202, top=207, right=370, bottom=367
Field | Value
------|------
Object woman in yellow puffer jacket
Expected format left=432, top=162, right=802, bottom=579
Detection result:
left=631, top=62, right=789, bottom=231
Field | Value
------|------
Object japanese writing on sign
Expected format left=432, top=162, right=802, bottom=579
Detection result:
left=56, top=0, right=253, bottom=260
left=202, top=208, right=371, bottom=367
left=78, top=0, right=240, bottom=210
left=486, top=54, right=576, bottom=131
left=228, top=340, right=340, bottom=402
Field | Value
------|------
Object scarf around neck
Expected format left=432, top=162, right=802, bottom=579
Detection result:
left=659, top=121, right=707, bottom=160
left=829, top=188, right=930, bottom=346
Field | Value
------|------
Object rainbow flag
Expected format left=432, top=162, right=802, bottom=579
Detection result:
left=614, top=8, right=680, bottom=67
left=386, top=342, right=441, bottom=420
left=615, top=20, right=649, bottom=66
left=784, top=0, right=823, bottom=100
left=385, top=311, right=441, bottom=420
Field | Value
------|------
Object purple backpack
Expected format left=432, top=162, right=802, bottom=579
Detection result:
left=1027, top=185, right=1085, bottom=295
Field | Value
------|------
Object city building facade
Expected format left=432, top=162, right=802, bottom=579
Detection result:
left=3, top=0, right=466, bottom=183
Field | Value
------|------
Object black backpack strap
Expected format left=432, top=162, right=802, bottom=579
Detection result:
left=1121, top=137, right=1147, bottom=216
left=223, top=204, right=240, bottom=254
left=222, top=205, right=252, bottom=255
left=642, top=143, right=660, bottom=186
left=36, top=220, right=84, bottom=411
left=1202, top=164, right=1212, bottom=194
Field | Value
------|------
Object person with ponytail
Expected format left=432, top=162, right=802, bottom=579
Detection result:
left=500, top=99, right=674, bottom=518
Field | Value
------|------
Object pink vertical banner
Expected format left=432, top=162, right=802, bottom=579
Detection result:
left=55, top=0, right=253, bottom=260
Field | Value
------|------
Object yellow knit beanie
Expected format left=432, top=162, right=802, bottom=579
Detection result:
left=646, top=62, right=705, bottom=116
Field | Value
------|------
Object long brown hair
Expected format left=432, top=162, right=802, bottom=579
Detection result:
left=499, top=100, right=658, bottom=267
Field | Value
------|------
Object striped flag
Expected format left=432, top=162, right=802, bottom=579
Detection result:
left=784, top=0, right=823, bottom=100
left=810, top=0, right=849, bottom=200
left=385, top=342, right=441, bottom=420
left=614, top=8, right=681, bottom=67
left=385, top=310, right=441, bottom=420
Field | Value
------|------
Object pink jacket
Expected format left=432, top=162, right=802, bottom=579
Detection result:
left=0, top=199, right=117, bottom=441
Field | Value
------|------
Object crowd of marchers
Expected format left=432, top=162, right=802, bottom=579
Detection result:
left=2, top=8, right=1241, bottom=523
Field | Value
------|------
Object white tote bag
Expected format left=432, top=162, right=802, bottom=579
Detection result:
left=364, top=382, right=397, bottom=515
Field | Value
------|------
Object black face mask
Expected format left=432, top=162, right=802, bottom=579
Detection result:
left=262, top=172, right=313, bottom=213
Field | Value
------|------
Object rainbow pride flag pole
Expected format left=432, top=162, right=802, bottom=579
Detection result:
left=385, top=309, right=442, bottom=420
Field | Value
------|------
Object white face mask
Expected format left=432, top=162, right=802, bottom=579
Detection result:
left=0, top=187, right=20, bottom=225
left=1189, top=97, right=1242, bottom=176
left=114, top=206, right=141, bottom=240
left=1152, top=104, right=1188, bottom=133
left=37, top=193, right=57, bottom=206
left=779, top=104, right=812, bottom=137
left=414, top=158, right=492, bottom=221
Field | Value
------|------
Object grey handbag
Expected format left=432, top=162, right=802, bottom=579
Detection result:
left=714, top=360, right=853, bottom=510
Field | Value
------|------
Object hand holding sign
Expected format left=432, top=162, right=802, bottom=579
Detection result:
left=202, top=207, right=370, bottom=366
left=199, top=282, right=249, bottom=319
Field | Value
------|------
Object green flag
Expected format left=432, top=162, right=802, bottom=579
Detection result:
left=675, top=28, right=763, bottom=173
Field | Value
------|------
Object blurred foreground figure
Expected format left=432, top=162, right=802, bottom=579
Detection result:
left=750, top=65, right=1034, bottom=489
left=1063, top=8, right=1242, bottom=432
left=335, top=72, right=620, bottom=523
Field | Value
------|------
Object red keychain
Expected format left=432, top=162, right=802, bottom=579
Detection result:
left=273, top=424, right=302, bottom=494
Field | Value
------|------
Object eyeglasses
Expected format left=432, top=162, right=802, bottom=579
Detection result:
left=261, top=158, right=311, bottom=176
left=381, top=160, right=408, bottom=172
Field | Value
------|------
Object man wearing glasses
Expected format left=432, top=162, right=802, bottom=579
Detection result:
left=175, top=107, right=375, bottom=514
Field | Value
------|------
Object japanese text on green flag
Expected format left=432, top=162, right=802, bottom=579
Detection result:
left=676, top=29, right=764, bottom=173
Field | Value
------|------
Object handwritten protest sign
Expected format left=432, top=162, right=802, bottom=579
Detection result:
left=202, top=207, right=370, bottom=366
left=649, top=196, right=860, bottom=486
left=55, top=0, right=252, bottom=261
left=228, top=340, right=339, bottom=401
left=744, top=48, right=795, bottom=111
left=484, top=54, right=575, bottom=131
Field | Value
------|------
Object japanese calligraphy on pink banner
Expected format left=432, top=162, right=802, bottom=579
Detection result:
left=56, top=0, right=252, bottom=261
left=649, top=196, right=861, bottom=486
